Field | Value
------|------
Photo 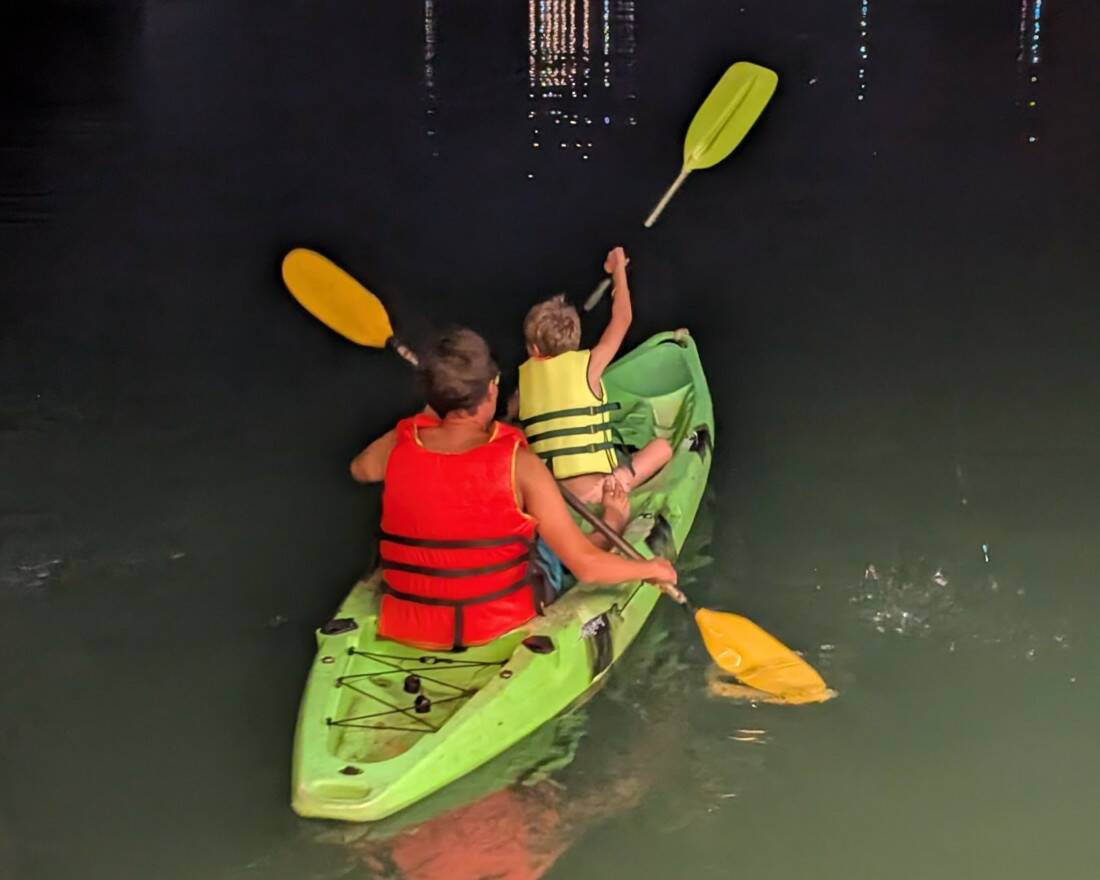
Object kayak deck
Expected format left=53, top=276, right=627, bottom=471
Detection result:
left=292, top=331, right=714, bottom=821
left=327, top=636, right=522, bottom=764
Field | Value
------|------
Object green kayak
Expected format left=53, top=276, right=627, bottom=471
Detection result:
left=291, top=330, right=714, bottom=822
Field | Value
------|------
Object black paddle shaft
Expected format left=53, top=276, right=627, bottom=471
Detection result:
left=557, top=484, right=689, bottom=606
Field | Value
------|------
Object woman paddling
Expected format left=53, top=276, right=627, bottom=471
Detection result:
left=350, top=327, right=678, bottom=652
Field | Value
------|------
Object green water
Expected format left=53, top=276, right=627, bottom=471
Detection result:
left=3, top=0, right=1100, bottom=877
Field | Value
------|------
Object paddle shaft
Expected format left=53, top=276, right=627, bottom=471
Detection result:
left=583, top=277, right=613, bottom=312
left=387, top=336, right=419, bottom=367
left=644, top=168, right=691, bottom=228
left=558, top=483, right=690, bottom=607
left=583, top=167, right=691, bottom=312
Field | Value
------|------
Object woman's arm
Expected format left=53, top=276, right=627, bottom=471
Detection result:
left=515, top=448, right=676, bottom=585
left=350, top=429, right=397, bottom=483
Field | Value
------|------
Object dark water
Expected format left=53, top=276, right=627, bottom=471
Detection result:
left=3, top=1, right=1100, bottom=878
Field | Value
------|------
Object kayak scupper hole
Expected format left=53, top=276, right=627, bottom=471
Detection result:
left=500, top=669, right=513, bottom=679
left=321, top=656, right=335, bottom=664
left=688, top=425, right=713, bottom=457
left=339, top=766, right=363, bottom=776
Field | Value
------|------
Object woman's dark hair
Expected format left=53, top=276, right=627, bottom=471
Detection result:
left=418, top=327, right=499, bottom=417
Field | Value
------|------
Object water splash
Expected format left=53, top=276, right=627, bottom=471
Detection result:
left=1, top=556, right=64, bottom=596
left=852, top=560, right=958, bottom=636
left=852, top=554, right=1077, bottom=674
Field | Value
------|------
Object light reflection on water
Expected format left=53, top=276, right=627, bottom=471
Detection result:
left=856, top=0, right=870, bottom=101
left=1016, top=0, right=1044, bottom=146
left=420, top=1, right=638, bottom=171
left=424, top=1, right=438, bottom=155
left=526, top=0, right=637, bottom=172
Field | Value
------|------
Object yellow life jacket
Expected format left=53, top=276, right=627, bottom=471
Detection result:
left=517, top=349, right=620, bottom=479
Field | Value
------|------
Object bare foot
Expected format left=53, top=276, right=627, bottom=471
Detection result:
left=600, top=476, right=630, bottom=531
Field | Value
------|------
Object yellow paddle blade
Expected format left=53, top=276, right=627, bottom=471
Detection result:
left=683, top=61, right=778, bottom=171
left=694, top=607, right=833, bottom=705
left=281, top=248, right=394, bottom=348
left=706, top=666, right=836, bottom=706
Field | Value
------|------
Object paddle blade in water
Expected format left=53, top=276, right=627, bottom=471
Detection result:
left=683, top=61, right=778, bottom=171
left=693, top=607, right=832, bottom=705
left=281, top=248, right=395, bottom=348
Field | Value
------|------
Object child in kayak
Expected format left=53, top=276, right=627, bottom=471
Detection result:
left=514, top=246, right=673, bottom=509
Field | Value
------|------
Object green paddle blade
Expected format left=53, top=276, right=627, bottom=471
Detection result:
left=683, top=61, right=778, bottom=171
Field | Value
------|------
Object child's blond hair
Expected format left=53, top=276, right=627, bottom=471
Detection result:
left=523, top=294, right=581, bottom=356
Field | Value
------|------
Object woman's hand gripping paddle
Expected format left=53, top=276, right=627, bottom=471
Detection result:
left=584, top=61, right=778, bottom=312
left=280, top=250, right=832, bottom=704
left=559, top=484, right=832, bottom=705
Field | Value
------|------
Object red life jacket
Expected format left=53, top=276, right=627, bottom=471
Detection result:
left=378, top=415, right=539, bottom=650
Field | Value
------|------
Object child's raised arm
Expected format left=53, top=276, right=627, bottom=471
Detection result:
left=587, top=246, right=632, bottom=396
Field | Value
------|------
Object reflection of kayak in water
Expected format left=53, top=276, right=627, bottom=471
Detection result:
left=292, top=332, right=715, bottom=822
left=356, top=785, right=569, bottom=880
left=351, top=766, right=656, bottom=880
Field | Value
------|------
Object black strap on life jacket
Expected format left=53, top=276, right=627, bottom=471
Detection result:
left=379, top=531, right=535, bottom=650
left=380, top=532, right=533, bottom=550
left=536, top=440, right=617, bottom=465
left=518, top=401, right=621, bottom=430
left=522, top=403, right=623, bottom=474
left=524, top=420, right=615, bottom=447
